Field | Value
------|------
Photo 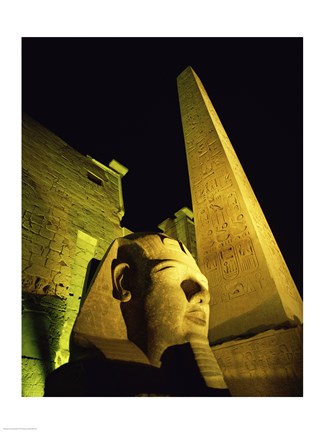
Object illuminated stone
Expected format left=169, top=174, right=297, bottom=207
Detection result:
left=177, top=67, right=303, bottom=343
left=22, top=310, right=50, bottom=359
left=158, top=207, right=197, bottom=259
left=22, top=114, right=128, bottom=396
left=70, top=232, right=228, bottom=393
left=212, top=326, right=303, bottom=396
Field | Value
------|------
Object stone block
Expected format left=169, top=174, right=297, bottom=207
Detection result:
left=39, top=228, right=55, bottom=240
left=30, top=242, right=43, bottom=255
left=51, top=207, right=69, bottom=221
left=69, top=274, right=86, bottom=289
left=50, top=240, right=63, bottom=253
left=59, top=265, right=71, bottom=277
left=30, top=214, right=46, bottom=226
left=46, top=249, right=61, bottom=262
left=212, top=326, right=302, bottom=396
left=24, top=260, right=44, bottom=279
left=54, top=232, right=67, bottom=244
left=45, top=220, right=60, bottom=233
left=71, top=263, right=88, bottom=278
left=22, top=227, right=34, bottom=242
left=55, top=284, right=68, bottom=298
left=29, top=252, right=46, bottom=268
left=22, top=310, right=51, bottom=360
left=22, top=358, right=54, bottom=397
left=22, top=274, right=56, bottom=295
left=76, top=232, right=98, bottom=247
left=59, top=255, right=73, bottom=267
left=53, top=272, right=69, bottom=286
left=66, top=296, right=82, bottom=311
left=22, top=200, right=36, bottom=214
left=29, top=223, right=41, bottom=234
left=22, top=274, right=37, bottom=292
left=34, top=235, right=50, bottom=248
left=61, top=244, right=73, bottom=258
left=22, top=258, right=31, bottom=273
left=74, top=255, right=90, bottom=269
left=45, top=258, right=62, bottom=273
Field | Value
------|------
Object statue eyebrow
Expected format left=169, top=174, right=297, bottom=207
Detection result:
left=155, top=265, right=176, bottom=273
left=152, top=260, right=178, bottom=272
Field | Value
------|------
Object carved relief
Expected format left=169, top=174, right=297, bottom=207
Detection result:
left=236, top=239, right=258, bottom=273
left=202, top=248, right=222, bottom=305
left=209, top=196, right=228, bottom=235
left=178, top=67, right=302, bottom=335
left=220, top=276, right=257, bottom=303
left=215, top=166, right=232, bottom=191
left=279, top=264, right=299, bottom=300
left=212, top=328, right=302, bottom=396
left=192, top=158, right=261, bottom=305
left=220, top=246, right=239, bottom=280
left=198, top=207, right=210, bottom=228
left=184, top=111, right=200, bottom=128
left=204, top=251, right=219, bottom=273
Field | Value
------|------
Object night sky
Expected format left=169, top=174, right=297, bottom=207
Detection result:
left=22, top=37, right=303, bottom=296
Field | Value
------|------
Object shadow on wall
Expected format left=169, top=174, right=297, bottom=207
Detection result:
left=22, top=164, right=68, bottom=396
left=79, top=258, right=101, bottom=308
left=22, top=293, right=65, bottom=395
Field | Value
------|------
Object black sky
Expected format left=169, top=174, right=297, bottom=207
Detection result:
left=22, top=37, right=303, bottom=296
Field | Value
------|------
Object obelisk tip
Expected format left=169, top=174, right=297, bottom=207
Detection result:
left=177, top=65, right=197, bottom=80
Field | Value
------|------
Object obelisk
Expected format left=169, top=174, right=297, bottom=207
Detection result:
left=177, top=66, right=302, bottom=344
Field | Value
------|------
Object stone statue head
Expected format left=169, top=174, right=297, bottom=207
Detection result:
left=72, top=233, right=210, bottom=366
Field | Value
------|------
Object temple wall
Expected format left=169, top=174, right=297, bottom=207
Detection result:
left=22, top=114, right=128, bottom=396
left=158, top=207, right=197, bottom=260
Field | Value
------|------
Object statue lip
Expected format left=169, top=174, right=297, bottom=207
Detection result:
left=185, top=308, right=206, bottom=325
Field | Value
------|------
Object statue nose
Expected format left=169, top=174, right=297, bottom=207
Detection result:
left=181, top=279, right=210, bottom=304
left=194, top=286, right=210, bottom=304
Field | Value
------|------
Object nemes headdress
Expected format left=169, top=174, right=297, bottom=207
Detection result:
left=71, top=233, right=197, bottom=361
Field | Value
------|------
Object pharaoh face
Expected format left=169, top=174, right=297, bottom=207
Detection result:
left=144, top=256, right=210, bottom=364
left=73, top=233, right=210, bottom=367
left=121, top=235, right=210, bottom=366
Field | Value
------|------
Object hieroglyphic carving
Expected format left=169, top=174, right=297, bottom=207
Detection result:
left=209, top=106, right=300, bottom=305
left=177, top=66, right=302, bottom=340
left=212, top=327, right=303, bottom=396
left=192, top=185, right=257, bottom=305
left=187, top=144, right=258, bottom=307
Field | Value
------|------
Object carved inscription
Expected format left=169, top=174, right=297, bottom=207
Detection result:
left=189, top=151, right=258, bottom=305
left=180, top=84, right=260, bottom=307
left=236, top=239, right=258, bottom=273
left=178, top=67, right=302, bottom=329
left=212, top=328, right=303, bottom=396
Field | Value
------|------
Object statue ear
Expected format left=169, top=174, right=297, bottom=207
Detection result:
left=112, top=262, right=132, bottom=302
